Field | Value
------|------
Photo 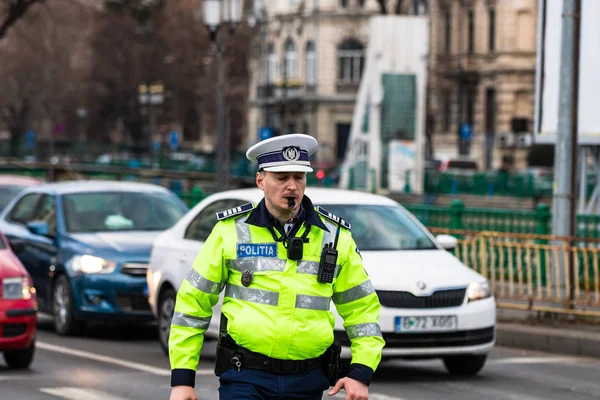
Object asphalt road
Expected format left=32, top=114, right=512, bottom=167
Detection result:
left=2, top=315, right=600, bottom=400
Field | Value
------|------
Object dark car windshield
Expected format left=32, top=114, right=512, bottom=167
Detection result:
left=63, top=191, right=188, bottom=233
left=0, top=185, right=29, bottom=211
left=319, top=204, right=437, bottom=251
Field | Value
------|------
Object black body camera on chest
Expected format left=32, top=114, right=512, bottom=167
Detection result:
left=287, top=237, right=304, bottom=260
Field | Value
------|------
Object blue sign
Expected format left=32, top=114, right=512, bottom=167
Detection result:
left=169, top=131, right=179, bottom=151
left=259, top=127, right=274, bottom=141
left=237, top=243, right=278, bottom=258
left=25, top=130, right=36, bottom=150
left=460, top=124, right=472, bottom=140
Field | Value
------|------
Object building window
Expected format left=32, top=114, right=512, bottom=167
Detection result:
left=267, top=43, right=277, bottom=84
left=340, top=0, right=348, bottom=7
left=489, top=8, right=495, bottom=52
left=358, top=0, right=365, bottom=7
left=337, top=38, right=364, bottom=84
left=305, top=41, right=316, bottom=85
left=283, top=38, right=297, bottom=81
left=287, top=122, right=296, bottom=135
left=413, top=0, right=429, bottom=15
left=485, top=88, right=496, bottom=134
left=466, top=88, right=475, bottom=126
left=467, top=9, right=474, bottom=54
left=443, top=92, right=451, bottom=131
left=515, top=10, right=535, bottom=51
left=444, top=9, right=451, bottom=54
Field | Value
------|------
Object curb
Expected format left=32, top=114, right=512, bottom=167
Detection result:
left=496, top=322, right=600, bottom=358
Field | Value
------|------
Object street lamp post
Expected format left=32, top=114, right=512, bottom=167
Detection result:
left=202, top=0, right=244, bottom=193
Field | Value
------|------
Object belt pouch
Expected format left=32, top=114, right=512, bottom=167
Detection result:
left=321, top=340, right=342, bottom=386
left=214, top=339, right=236, bottom=377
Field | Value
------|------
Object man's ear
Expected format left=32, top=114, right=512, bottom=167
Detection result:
left=256, top=171, right=265, bottom=190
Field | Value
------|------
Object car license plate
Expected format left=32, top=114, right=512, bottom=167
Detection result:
left=395, top=316, right=457, bottom=333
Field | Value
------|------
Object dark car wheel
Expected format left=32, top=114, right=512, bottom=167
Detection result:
left=443, top=354, right=487, bottom=376
left=53, top=275, right=85, bottom=336
left=158, top=287, right=176, bottom=355
left=3, top=342, right=35, bottom=369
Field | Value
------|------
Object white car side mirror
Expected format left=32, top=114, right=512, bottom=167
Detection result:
left=436, top=234, right=457, bottom=251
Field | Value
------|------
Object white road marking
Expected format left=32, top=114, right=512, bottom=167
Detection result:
left=0, top=374, right=31, bottom=381
left=40, top=387, right=130, bottom=400
left=491, top=356, right=594, bottom=365
left=37, top=341, right=213, bottom=377
left=331, top=392, right=407, bottom=400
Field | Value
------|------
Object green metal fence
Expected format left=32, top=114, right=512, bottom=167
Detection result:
left=404, top=200, right=600, bottom=239
left=405, top=200, right=550, bottom=235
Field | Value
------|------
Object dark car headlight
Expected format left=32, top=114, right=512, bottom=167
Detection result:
left=2, top=276, right=35, bottom=300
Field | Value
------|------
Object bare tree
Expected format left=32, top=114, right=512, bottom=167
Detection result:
left=0, top=0, right=95, bottom=157
left=87, top=0, right=255, bottom=153
left=0, top=0, right=44, bottom=40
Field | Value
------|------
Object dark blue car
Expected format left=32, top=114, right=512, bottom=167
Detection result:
left=0, top=181, right=188, bottom=335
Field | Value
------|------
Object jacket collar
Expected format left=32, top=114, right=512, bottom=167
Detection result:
left=245, top=195, right=329, bottom=232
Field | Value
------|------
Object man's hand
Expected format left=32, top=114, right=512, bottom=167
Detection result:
left=328, top=377, right=369, bottom=400
left=169, top=385, right=197, bottom=400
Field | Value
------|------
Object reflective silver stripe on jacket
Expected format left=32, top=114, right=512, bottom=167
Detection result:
left=235, top=216, right=252, bottom=243
left=345, top=322, right=382, bottom=339
left=295, top=294, right=331, bottom=311
left=186, top=268, right=225, bottom=295
left=296, top=260, right=319, bottom=275
left=322, top=220, right=337, bottom=247
left=297, top=260, right=342, bottom=278
left=225, top=284, right=279, bottom=306
left=332, top=280, right=375, bottom=304
left=171, top=311, right=211, bottom=329
left=227, top=258, right=287, bottom=273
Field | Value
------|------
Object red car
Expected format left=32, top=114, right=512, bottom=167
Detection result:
left=0, top=231, right=37, bottom=369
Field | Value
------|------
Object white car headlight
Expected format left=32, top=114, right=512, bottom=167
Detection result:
left=467, top=281, right=491, bottom=301
left=2, top=276, right=34, bottom=300
left=68, top=255, right=117, bottom=275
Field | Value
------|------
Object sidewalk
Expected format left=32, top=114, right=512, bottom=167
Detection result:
left=495, top=309, right=600, bottom=358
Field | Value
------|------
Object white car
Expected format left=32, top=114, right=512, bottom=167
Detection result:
left=147, top=188, right=496, bottom=375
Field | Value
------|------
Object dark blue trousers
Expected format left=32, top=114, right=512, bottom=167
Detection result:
left=218, top=367, right=330, bottom=400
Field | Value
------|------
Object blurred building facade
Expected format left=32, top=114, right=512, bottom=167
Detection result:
left=246, top=0, right=420, bottom=166
left=428, top=0, right=538, bottom=170
left=247, top=0, right=538, bottom=171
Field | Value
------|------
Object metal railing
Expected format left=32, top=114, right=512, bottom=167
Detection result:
left=431, top=228, right=600, bottom=317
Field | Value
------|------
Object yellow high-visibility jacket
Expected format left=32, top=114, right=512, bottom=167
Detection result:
left=169, top=197, right=384, bottom=387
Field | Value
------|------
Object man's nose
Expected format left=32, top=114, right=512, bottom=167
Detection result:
left=286, top=178, right=299, bottom=191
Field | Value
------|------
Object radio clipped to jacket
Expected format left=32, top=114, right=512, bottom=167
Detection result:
left=318, top=245, right=337, bottom=283
left=318, top=218, right=342, bottom=284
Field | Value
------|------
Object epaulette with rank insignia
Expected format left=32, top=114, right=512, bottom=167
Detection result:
left=216, top=202, right=255, bottom=221
left=315, top=206, right=351, bottom=230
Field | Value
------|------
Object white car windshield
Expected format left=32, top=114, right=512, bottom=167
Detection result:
left=320, top=204, right=437, bottom=251
left=63, top=191, right=188, bottom=233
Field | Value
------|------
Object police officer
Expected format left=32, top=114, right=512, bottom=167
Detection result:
left=169, top=134, right=384, bottom=400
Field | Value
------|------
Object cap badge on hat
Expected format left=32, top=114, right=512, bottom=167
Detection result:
left=282, top=146, right=300, bottom=162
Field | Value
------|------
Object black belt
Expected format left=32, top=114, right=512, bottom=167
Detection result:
left=228, top=344, right=323, bottom=374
